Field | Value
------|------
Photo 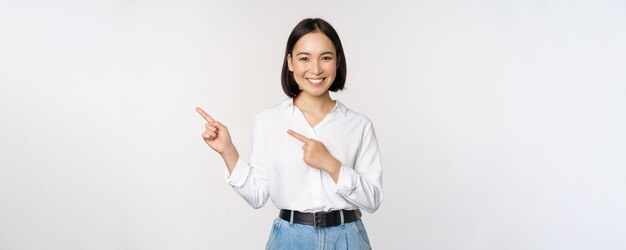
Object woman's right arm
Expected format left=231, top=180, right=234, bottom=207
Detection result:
left=196, top=108, right=270, bottom=208
left=196, top=107, right=239, bottom=174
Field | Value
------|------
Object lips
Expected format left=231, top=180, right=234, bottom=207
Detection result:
left=306, top=78, right=325, bottom=86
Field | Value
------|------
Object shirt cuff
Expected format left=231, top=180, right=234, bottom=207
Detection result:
left=334, top=164, right=358, bottom=195
left=224, top=158, right=251, bottom=188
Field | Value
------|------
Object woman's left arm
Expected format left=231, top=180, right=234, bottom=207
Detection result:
left=288, top=121, right=384, bottom=213
left=333, top=121, right=384, bottom=214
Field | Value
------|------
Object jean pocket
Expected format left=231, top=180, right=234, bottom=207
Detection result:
left=351, top=219, right=372, bottom=249
left=265, top=218, right=284, bottom=250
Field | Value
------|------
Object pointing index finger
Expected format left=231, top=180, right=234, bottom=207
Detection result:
left=195, top=107, right=215, bottom=122
left=287, top=129, right=310, bottom=144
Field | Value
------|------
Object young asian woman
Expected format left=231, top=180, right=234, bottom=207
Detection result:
left=196, top=18, right=383, bottom=250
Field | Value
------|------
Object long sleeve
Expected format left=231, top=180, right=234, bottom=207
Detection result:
left=334, top=121, right=384, bottom=213
left=224, top=116, right=270, bottom=209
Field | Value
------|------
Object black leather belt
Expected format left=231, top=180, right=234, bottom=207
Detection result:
left=279, top=209, right=361, bottom=228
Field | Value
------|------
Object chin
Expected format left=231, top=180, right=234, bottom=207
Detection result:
left=296, top=82, right=332, bottom=97
left=301, top=89, right=329, bottom=97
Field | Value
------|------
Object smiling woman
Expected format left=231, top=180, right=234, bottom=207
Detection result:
left=281, top=18, right=347, bottom=98
left=196, top=18, right=383, bottom=250
left=287, top=32, right=339, bottom=103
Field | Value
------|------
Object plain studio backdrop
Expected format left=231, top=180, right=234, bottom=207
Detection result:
left=1, top=0, right=625, bottom=249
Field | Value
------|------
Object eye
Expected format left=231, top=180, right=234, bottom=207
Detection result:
left=299, top=57, right=309, bottom=62
left=322, top=56, right=333, bottom=61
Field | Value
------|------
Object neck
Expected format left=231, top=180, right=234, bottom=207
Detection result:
left=294, top=91, right=334, bottom=113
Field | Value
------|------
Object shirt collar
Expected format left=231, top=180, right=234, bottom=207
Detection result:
left=280, top=98, right=347, bottom=118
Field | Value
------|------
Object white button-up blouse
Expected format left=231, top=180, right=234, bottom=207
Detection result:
left=225, top=99, right=383, bottom=213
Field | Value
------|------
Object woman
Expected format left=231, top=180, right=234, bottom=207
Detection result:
left=196, top=18, right=383, bottom=249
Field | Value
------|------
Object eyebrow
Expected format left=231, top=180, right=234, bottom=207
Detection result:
left=295, top=51, right=335, bottom=56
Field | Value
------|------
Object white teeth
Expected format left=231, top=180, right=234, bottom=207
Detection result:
left=308, top=78, right=323, bottom=84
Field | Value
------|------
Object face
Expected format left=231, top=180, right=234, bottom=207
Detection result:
left=287, top=31, right=338, bottom=97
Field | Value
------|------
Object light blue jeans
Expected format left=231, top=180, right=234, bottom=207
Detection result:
left=265, top=217, right=372, bottom=250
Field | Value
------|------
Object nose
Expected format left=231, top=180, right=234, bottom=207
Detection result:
left=311, top=61, right=323, bottom=75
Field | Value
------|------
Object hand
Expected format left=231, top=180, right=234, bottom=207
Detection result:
left=287, top=129, right=341, bottom=176
left=195, top=107, right=236, bottom=156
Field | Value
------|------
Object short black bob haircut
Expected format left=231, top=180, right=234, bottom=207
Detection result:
left=281, top=18, right=347, bottom=98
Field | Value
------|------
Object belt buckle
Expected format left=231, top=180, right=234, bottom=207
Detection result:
left=314, top=212, right=330, bottom=228
left=313, top=212, right=321, bottom=228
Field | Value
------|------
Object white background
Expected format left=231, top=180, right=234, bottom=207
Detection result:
left=1, top=0, right=625, bottom=249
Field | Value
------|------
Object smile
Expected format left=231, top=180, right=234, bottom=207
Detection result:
left=306, top=78, right=325, bottom=86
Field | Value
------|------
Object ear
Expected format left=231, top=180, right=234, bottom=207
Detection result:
left=287, top=54, right=294, bottom=72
